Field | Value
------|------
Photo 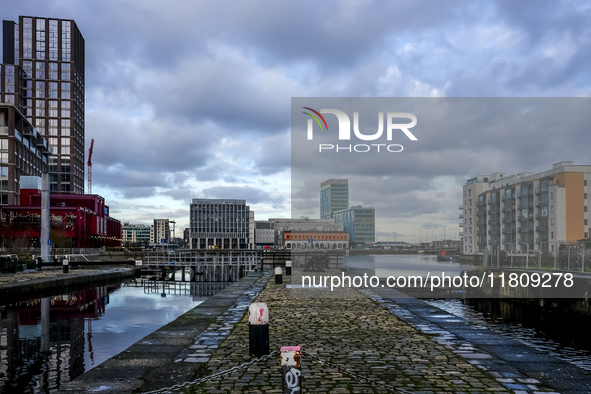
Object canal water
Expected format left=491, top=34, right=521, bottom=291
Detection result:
left=0, top=277, right=230, bottom=393
left=344, top=253, right=591, bottom=371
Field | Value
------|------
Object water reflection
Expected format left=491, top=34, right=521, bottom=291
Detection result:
left=0, top=280, right=230, bottom=393
left=428, top=298, right=591, bottom=371
left=344, top=253, right=475, bottom=277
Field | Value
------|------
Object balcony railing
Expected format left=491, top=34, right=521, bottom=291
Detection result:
left=459, top=213, right=464, bottom=219
left=459, top=205, right=463, bottom=210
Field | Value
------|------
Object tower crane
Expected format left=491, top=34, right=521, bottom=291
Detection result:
left=88, top=138, right=94, bottom=194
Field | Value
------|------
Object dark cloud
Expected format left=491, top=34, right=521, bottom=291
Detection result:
left=2, top=1, right=590, bottom=231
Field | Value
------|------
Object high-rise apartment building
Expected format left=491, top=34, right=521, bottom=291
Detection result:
left=461, top=162, right=591, bottom=254
left=189, top=199, right=255, bottom=249
left=3, top=16, right=85, bottom=194
left=320, top=178, right=348, bottom=219
left=150, top=219, right=171, bottom=245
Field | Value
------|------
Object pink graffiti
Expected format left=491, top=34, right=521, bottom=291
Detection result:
left=259, top=308, right=265, bottom=323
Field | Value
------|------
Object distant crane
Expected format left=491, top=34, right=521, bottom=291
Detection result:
left=87, top=138, right=94, bottom=194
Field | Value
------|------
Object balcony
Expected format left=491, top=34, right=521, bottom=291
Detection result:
left=459, top=205, right=463, bottom=210
left=459, top=213, right=464, bottom=219
left=459, top=223, right=464, bottom=227
left=459, top=232, right=464, bottom=236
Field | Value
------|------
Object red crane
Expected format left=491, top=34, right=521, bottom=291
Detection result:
left=88, top=138, right=94, bottom=194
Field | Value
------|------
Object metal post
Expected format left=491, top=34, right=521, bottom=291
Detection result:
left=286, top=260, right=292, bottom=276
left=281, top=346, right=302, bottom=394
left=568, top=244, right=571, bottom=271
left=526, top=243, right=529, bottom=269
left=248, top=302, right=269, bottom=356
left=62, top=259, right=69, bottom=273
left=583, top=242, right=586, bottom=273
left=41, top=173, right=50, bottom=262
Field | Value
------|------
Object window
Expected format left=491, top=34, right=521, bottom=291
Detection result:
left=585, top=193, right=588, bottom=200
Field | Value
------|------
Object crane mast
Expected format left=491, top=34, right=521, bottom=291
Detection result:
left=87, top=139, right=94, bottom=194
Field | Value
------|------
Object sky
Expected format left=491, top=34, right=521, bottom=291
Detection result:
left=2, top=0, right=591, bottom=242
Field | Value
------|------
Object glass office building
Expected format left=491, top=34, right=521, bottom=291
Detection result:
left=3, top=16, right=85, bottom=194
left=190, top=199, right=255, bottom=249
left=320, top=178, right=349, bottom=219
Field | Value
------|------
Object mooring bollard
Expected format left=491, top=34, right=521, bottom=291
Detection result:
left=285, top=260, right=292, bottom=276
left=248, top=302, right=269, bottom=356
left=275, top=266, right=283, bottom=284
left=281, top=346, right=301, bottom=394
left=62, top=259, right=69, bottom=273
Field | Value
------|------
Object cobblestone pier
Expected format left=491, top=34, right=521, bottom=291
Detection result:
left=181, top=273, right=560, bottom=393
left=49, top=268, right=591, bottom=393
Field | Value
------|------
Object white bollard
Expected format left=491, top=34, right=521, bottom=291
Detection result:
left=286, top=260, right=292, bottom=276
left=281, top=346, right=301, bottom=394
left=248, top=302, right=269, bottom=356
left=275, top=266, right=283, bottom=284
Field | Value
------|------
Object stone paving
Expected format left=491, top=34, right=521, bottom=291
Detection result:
left=183, top=274, right=528, bottom=393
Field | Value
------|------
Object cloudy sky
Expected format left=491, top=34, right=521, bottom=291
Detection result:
left=2, top=1, right=591, bottom=242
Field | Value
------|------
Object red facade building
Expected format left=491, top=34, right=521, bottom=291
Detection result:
left=0, top=185, right=121, bottom=248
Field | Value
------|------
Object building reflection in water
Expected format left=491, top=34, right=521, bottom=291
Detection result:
left=0, top=281, right=230, bottom=393
left=1, top=286, right=109, bottom=392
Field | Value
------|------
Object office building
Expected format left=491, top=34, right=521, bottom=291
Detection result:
left=270, top=218, right=344, bottom=248
left=254, top=220, right=274, bottom=249
left=3, top=16, right=85, bottom=194
left=189, top=199, right=254, bottom=249
left=320, top=179, right=348, bottom=219
left=283, top=230, right=349, bottom=250
left=0, top=103, right=49, bottom=205
left=461, top=161, right=591, bottom=254
left=122, top=224, right=150, bottom=248
left=333, top=205, right=375, bottom=248
left=0, top=176, right=121, bottom=248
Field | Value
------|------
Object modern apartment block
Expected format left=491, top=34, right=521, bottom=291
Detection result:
left=461, top=162, right=591, bottom=254
left=189, top=199, right=255, bottom=249
left=0, top=103, right=49, bottom=205
left=333, top=205, right=375, bottom=247
left=150, top=218, right=171, bottom=245
left=320, top=178, right=348, bottom=219
left=3, top=16, right=85, bottom=194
